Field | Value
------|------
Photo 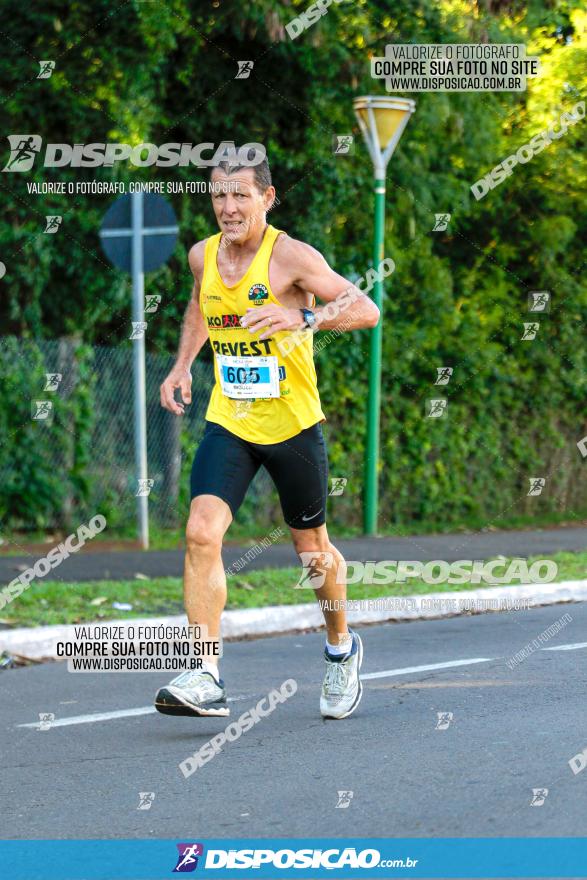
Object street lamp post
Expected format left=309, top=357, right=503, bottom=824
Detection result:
left=353, top=95, right=416, bottom=536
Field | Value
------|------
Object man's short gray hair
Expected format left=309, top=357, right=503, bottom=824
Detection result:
left=210, top=156, right=272, bottom=193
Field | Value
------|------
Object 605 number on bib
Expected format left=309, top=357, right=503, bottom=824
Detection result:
left=217, top=354, right=280, bottom=399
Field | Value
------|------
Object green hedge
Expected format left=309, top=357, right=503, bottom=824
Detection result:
left=1, top=0, right=585, bottom=534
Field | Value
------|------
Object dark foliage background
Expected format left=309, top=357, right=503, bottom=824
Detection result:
left=0, top=0, right=585, bottom=534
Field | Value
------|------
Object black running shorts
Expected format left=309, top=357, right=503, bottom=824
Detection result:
left=190, top=420, right=329, bottom=529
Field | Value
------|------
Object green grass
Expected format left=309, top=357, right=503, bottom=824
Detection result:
left=1, top=550, right=585, bottom=629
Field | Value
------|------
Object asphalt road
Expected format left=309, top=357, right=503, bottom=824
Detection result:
left=2, top=602, right=587, bottom=839
left=1, top=526, right=586, bottom=583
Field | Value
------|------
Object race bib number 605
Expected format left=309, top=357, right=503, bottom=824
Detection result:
left=217, top=354, right=280, bottom=399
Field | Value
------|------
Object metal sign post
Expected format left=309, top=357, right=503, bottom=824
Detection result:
left=131, top=192, right=148, bottom=549
left=100, top=192, right=178, bottom=549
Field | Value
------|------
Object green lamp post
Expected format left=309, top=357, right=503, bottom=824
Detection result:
left=353, top=95, right=416, bottom=535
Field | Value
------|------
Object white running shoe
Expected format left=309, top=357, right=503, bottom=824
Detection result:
left=155, top=670, right=229, bottom=717
left=320, top=630, right=363, bottom=719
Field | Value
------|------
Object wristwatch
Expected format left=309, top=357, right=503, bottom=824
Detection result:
left=300, top=307, right=317, bottom=329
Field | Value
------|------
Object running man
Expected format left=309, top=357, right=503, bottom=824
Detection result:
left=155, top=154, right=379, bottom=720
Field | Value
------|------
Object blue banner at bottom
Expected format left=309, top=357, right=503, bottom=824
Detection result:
left=2, top=838, right=587, bottom=879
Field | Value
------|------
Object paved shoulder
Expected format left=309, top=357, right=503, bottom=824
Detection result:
left=0, top=527, right=585, bottom=584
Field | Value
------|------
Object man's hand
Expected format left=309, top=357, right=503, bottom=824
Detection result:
left=240, top=306, right=306, bottom=340
left=160, top=366, right=192, bottom=415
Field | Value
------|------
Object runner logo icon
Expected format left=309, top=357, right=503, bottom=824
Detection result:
left=3, top=135, right=42, bottom=172
left=173, top=843, right=204, bottom=872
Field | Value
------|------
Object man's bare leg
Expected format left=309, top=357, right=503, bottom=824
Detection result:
left=184, top=494, right=233, bottom=672
left=154, top=494, right=232, bottom=717
left=289, top=523, right=350, bottom=646
left=290, top=522, right=363, bottom=719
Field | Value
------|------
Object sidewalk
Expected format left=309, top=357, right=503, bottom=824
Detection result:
left=2, top=578, right=586, bottom=660
left=1, top=526, right=586, bottom=584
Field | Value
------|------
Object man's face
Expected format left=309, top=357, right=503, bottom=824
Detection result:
left=210, top=167, right=274, bottom=244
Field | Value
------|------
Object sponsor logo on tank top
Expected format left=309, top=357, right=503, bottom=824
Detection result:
left=211, top=339, right=273, bottom=356
left=248, top=283, right=269, bottom=304
left=207, top=314, right=241, bottom=329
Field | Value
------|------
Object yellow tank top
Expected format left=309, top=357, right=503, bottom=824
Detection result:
left=200, top=224, right=326, bottom=444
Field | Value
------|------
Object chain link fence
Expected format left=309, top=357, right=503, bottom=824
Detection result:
left=0, top=336, right=280, bottom=537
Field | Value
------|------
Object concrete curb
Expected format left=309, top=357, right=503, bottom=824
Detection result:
left=2, top=579, right=587, bottom=660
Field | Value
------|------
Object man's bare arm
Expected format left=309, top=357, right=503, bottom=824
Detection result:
left=160, top=241, right=209, bottom=416
left=288, top=239, right=380, bottom=331
left=240, top=236, right=380, bottom=340
left=174, top=289, right=209, bottom=371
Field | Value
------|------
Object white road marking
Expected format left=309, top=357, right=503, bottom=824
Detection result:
left=542, top=641, right=587, bottom=652
left=362, top=657, right=495, bottom=680
left=18, top=706, right=156, bottom=729
left=17, top=696, right=248, bottom=729
left=17, top=644, right=577, bottom=730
